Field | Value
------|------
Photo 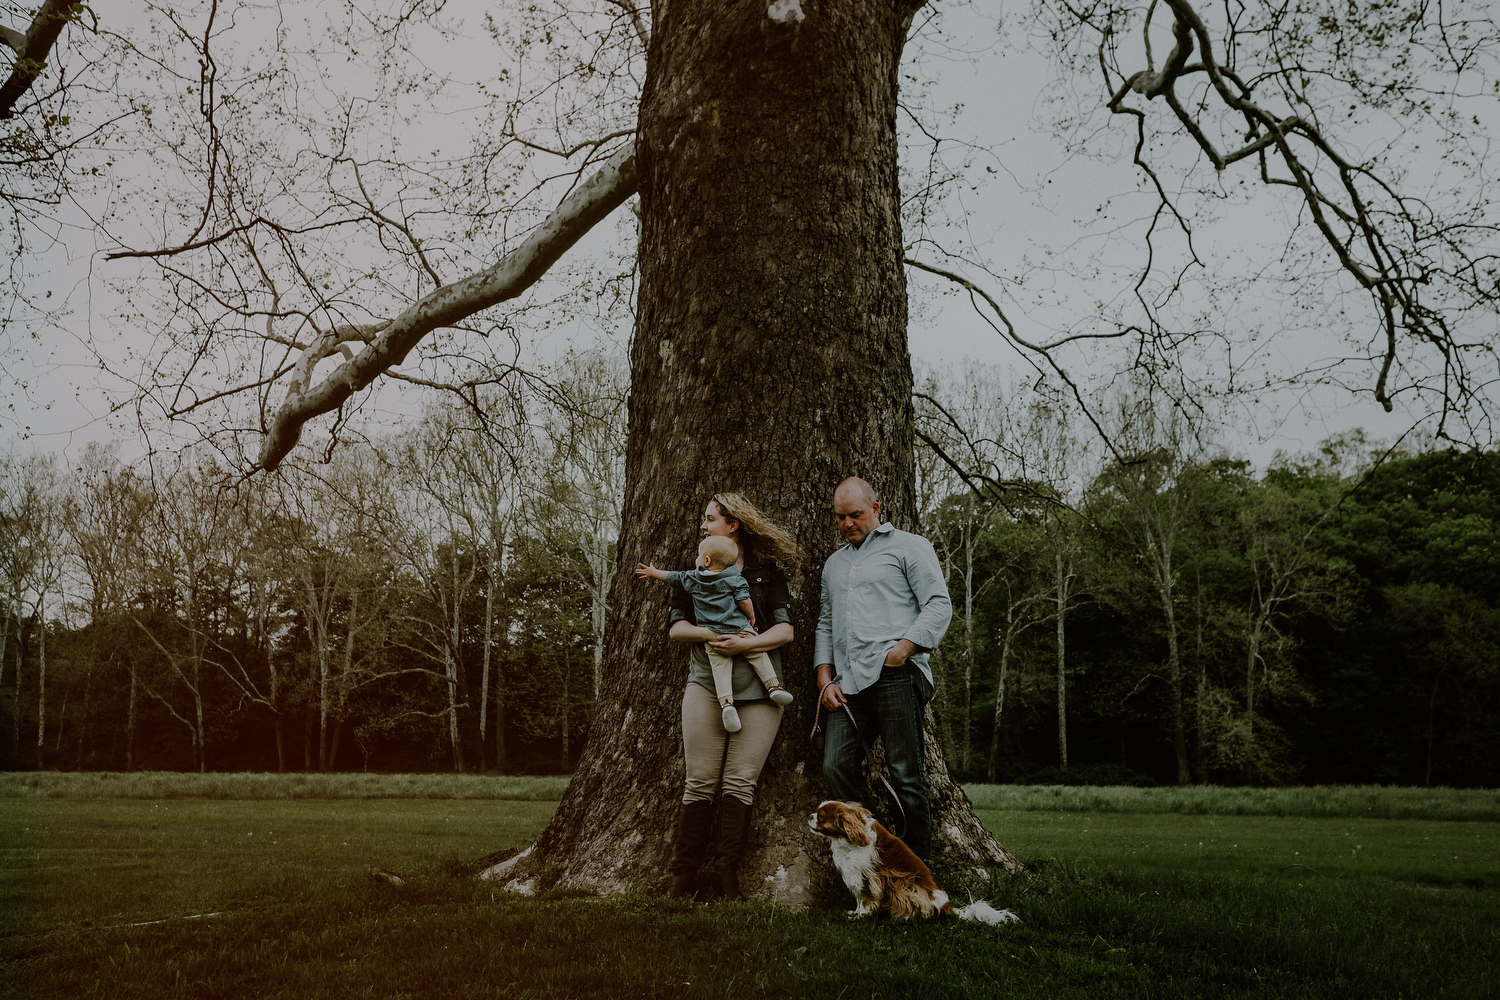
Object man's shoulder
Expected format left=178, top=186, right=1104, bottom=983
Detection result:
left=871, top=526, right=941, bottom=567
left=882, top=524, right=936, bottom=547
left=869, top=523, right=933, bottom=550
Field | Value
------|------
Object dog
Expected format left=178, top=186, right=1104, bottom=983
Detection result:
left=808, top=800, right=1019, bottom=924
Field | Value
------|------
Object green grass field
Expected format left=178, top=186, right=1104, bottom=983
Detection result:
left=1, top=777, right=1495, bottom=999
left=978, top=809, right=1497, bottom=887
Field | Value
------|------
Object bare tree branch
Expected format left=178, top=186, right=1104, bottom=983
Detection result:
left=1079, top=0, right=1500, bottom=436
left=904, top=257, right=1127, bottom=462
left=258, top=142, right=638, bottom=472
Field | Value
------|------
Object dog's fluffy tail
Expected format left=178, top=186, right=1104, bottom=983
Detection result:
left=954, top=900, right=1020, bottom=925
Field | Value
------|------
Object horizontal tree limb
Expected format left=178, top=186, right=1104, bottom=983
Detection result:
left=257, top=142, right=638, bottom=471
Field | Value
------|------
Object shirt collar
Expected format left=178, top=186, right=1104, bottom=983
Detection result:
left=851, top=521, right=895, bottom=548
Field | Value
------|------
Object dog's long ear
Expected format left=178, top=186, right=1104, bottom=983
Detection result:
left=838, top=803, right=873, bottom=847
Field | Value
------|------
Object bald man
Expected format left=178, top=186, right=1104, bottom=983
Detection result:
left=814, top=477, right=952, bottom=860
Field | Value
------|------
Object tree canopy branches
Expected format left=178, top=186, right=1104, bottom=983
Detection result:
left=1037, top=0, right=1500, bottom=441
left=7, top=1, right=1500, bottom=470
left=64, top=2, right=647, bottom=461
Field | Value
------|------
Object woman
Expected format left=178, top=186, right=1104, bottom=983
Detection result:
left=665, top=492, right=800, bottom=899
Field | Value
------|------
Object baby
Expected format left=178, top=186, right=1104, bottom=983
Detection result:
left=636, top=535, right=794, bottom=732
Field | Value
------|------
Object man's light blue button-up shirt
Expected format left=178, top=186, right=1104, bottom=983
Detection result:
left=814, top=521, right=953, bottom=696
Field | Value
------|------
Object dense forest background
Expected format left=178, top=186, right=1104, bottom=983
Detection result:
left=2, top=358, right=1496, bottom=786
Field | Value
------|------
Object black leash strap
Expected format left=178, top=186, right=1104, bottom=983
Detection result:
left=810, top=694, right=907, bottom=841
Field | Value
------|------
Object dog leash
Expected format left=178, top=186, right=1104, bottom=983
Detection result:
left=810, top=685, right=908, bottom=840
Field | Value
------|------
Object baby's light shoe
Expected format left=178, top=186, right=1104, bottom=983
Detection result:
left=767, top=685, right=794, bottom=707
left=721, top=703, right=742, bottom=732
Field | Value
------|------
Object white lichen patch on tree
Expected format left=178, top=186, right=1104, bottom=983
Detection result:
left=766, top=0, right=806, bottom=26
left=764, top=852, right=818, bottom=909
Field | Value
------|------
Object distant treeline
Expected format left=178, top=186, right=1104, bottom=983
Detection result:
left=4, top=368, right=1498, bottom=785
left=914, top=377, right=1500, bottom=787
left=0, top=352, right=626, bottom=775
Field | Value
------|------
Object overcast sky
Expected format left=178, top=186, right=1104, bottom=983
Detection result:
left=3, top=0, right=1487, bottom=470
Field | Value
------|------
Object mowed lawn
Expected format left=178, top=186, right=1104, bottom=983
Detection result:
left=1, top=780, right=1497, bottom=999
left=0, top=798, right=555, bottom=935
left=977, top=808, right=1498, bottom=886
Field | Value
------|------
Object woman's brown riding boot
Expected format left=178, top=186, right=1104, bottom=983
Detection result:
left=666, top=799, right=715, bottom=898
left=714, top=796, right=754, bottom=901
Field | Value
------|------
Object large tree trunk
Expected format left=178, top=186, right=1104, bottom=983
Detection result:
left=504, top=0, right=1016, bottom=902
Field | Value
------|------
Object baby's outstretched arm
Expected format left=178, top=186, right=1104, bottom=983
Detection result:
left=738, top=597, right=755, bottom=628
left=635, top=563, right=670, bottom=582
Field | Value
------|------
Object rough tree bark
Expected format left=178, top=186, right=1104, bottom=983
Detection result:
left=490, top=0, right=1017, bottom=902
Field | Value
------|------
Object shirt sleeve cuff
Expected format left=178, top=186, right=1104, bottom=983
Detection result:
left=903, top=630, right=941, bottom=651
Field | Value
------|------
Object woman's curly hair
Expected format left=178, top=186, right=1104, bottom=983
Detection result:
left=710, top=492, right=801, bottom=578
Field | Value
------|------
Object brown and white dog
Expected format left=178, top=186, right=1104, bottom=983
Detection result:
left=808, top=800, right=1019, bottom=924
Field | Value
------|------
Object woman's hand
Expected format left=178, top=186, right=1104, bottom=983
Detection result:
left=674, top=621, right=792, bottom=650
left=706, top=632, right=755, bottom=655
left=707, top=623, right=794, bottom=655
